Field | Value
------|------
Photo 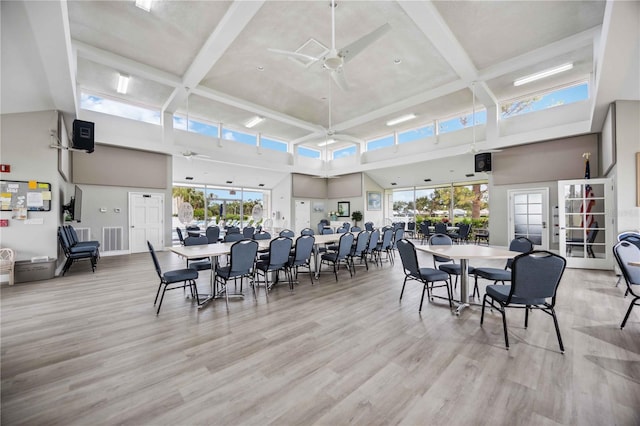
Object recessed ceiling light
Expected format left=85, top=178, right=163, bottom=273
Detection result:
left=391, top=182, right=397, bottom=186
left=135, top=0, right=152, bottom=12
left=424, top=178, right=431, bottom=182
left=245, top=116, right=265, bottom=128
left=513, top=63, right=574, bottom=86
left=394, top=58, right=402, bottom=64
left=465, top=173, right=475, bottom=177
left=317, top=139, right=336, bottom=147
left=258, top=183, right=265, bottom=187
left=226, top=180, right=233, bottom=184
left=116, top=73, right=130, bottom=94
left=386, top=113, right=416, bottom=126
left=185, top=176, right=193, bottom=180
left=257, top=66, right=264, bottom=71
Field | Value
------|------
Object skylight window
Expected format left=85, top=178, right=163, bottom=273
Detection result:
left=297, top=146, right=321, bottom=159
left=366, top=135, right=394, bottom=152
left=333, top=146, right=356, bottom=159
left=261, top=137, right=288, bottom=152
left=222, top=127, right=257, bottom=146
left=398, top=124, right=435, bottom=144
left=173, top=115, right=218, bottom=136
left=438, top=109, right=486, bottom=135
left=501, top=81, right=589, bottom=118
left=80, top=92, right=160, bottom=125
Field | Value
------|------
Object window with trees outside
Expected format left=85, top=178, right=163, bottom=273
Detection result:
left=501, top=81, right=589, bottom=118
left=172, top=184, right=268, bottom=244
left=392, top=182, right=489, bottom=235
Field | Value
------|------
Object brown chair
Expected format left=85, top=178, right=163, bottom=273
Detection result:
left=0, top=248, right=16, bottom=285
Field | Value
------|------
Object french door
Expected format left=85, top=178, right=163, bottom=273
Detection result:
left=558, top=178, right=613, bottom=269
left=508, top=188, right=549, bottom=250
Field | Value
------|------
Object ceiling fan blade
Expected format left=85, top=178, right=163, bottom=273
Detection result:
left=267, top=48, right=320, bottom=63
left=331, top=69, right=349, bottom=91
left=339, top=23, right=391, bottom=64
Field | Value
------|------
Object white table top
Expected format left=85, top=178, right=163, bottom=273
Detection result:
left=313, top=234, right=342, bottom=245
left=415, top=244, right=521, bottom=260
left=169, top=240, right=271, bottom=259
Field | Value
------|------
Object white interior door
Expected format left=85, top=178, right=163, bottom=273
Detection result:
left=558, top=178, right=613, bottom=269
left=508, top=188, right=549, bottom=250
left=294, top=199, right=311, bottom=234
left=129, top=192, right=164, bottom=253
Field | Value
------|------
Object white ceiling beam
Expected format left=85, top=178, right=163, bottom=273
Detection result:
left=397, top=1, right=497, bottom=107
left=74, top=40, right=182, bottom=88
left=162, top=1, right=266, bottom=114
left=22, top=0, right=77, bottom=115
left=333, top=79, right=467, bottom=132
left=478, top=27, right=600, bottom=82
left=192, top=86, right=325, bottom=134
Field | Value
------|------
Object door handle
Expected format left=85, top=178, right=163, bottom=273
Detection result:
left=542, top=221, right=546, bottom=229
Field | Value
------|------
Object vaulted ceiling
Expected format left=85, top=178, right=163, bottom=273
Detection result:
left=2, top=1, right=638, bottom=188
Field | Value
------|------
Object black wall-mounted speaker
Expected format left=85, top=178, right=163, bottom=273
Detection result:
left=72, top=119, right=95, bottom=153
left=474, top=152, right=492, bottom=172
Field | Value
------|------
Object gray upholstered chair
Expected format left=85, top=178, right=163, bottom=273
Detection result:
left=481, top=250, right=566, bottom=351
left=348, top=230, right=371, bottom=274
left=183, top=236, right=211, bottom=271
left=205, top=226, right=220, bottom=244
left=255, top=236, right=293, bottom=296
left=473, top=237, right=534, bottom=297
left=396, top=239, right=452, bottom=312
left=613, top=241, right=640, bottom=329
left=147, top=241, right=199, bottom=315
left=288, top=235, right=315, bottom=286
left=320, top=232, right=354, bottom=281
left=214, top=239, right=259, bottom=307
left=429, top=233, right=475, bottom=294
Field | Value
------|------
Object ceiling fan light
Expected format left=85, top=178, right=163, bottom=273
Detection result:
left=386, top=113, right=416, bottom=126
left=245, top=116, right=265, bottom=128
left=116, top=73, right=130, bottom=94
left=513, top=63, right=573, bottom=86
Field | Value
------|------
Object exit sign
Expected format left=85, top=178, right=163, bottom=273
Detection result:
left=0, top=164, right=10, bottom=173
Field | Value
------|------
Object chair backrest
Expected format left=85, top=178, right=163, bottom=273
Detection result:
left=0, top=248, right=15, bottom=262
left=458, top=223, right=471, bottom=239
left=184, top=236, right=208, bottom=246
left=242, top=226, right=255, bottom=238
left=279, top=229, right=295, bottom=238
left=429, top=233, right=453, bottom=264
left=392, top=228, right=404, bottom=248
left=318, top=220, right=329, bottom=234
left=364, top=222, right=374, bottom=231
left=350, top=226, right=362, bottom=232
left=368, top=229, right=381, bottom=252
left=205, top=226, right=220, bottom=244
left=352, top=230, right=370, bottom=255
left=66, top=225, right=80, bottom=244
left=176, top=227, right=185, bottom=244
left=336, top=232, right=355, bottom=259
left=293, top=235, right=315, bottom=263
left=396, top=239, right=419, bottom=278
left=252, top=231, right=271, bottom=240
left=419, top=222, right=430, bottom=235
left=613, top=241, right=640, bottom=288
left=618, top=231, right=640, bottom=242
left=407, top=222, right=416, bottom=231
left=300, top=228, right=315, bottom=236
left=322, top=227, right=334, bottom=235
left=229, top=239, right=259, bottom=273
left=58, top=227, right=73, bottom=251
left=506, top=237, right=534, bottom=269
left=509, top=251, right=566, bottom=304
left=267, top=237, right=293, bottom=267
left=186, top=225, right=200, bottom=231
left=620, top=234, right=640, bottom=250
left=381, top=228, right=394, bottom=249
left=226, top=226, right=240, bottom=234
left=224, top=232, right=244, bottom=242
left=146, top=241, right=163, bottom=279
left=337, top=227, right=348, bottom=234
left=434, top=222, right=447, bottom=234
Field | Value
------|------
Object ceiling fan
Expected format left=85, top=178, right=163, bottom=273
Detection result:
left=181, top=150, right=210, bottom=160
left=268, top=0, right=390, bottom=91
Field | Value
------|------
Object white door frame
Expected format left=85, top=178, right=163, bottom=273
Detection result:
left=507, top=188, right=549, bottom=250
left=294, top=199, right=311, bottom=234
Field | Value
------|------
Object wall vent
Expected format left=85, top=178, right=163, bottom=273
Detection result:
left=74, top=227, right=90, bottom=242
left=102, top=227, right=123, bottom=252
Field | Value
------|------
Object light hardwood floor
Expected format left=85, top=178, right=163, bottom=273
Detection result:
left=1, top=246, right=639, bottom=425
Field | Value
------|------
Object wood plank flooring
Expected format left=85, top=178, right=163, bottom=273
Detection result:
left=1, top=246, right=639, bottom=425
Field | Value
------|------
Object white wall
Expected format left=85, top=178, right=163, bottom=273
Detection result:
left=0, top=111, right=66, bottom=261
left=612, top=101, right=640, bottom=232
left=271, top=174, right=292, bottom=231
left=363, top=173, right=384, bottom=227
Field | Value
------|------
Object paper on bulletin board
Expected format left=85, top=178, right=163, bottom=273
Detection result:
left=42, top=191, right=51, bottom=201
left=28, top=180, right=37, bottom=189
left=12, top=207, right=27, bottom=220
left=27, top=192, right=44, bottom=208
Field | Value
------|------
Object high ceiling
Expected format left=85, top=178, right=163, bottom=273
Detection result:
left=3, top=1, right=638, bottom=188
left=67, top=0, right=604, bottom=147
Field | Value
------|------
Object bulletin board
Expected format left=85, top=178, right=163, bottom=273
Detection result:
left=0, top=180, right=52, bottom=212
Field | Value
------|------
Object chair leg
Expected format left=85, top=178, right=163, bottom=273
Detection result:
left=446, top=279, right=453, bottom=308
left=156, top=284, right=167, bottom=315
left=399, top=277, right=408, bottom=301
left=550, top=307, right=564, bottom=352
left=480, top=294, right=488, bottom=325
left=419, top=282, right=427, bottom=311
left=154, top=282, right=163, bottom=306
left=524, top=306, right=530, bottom=328
left=620, top=296, right=639, bottom=329
left=500, top=306, right=509, bottom=349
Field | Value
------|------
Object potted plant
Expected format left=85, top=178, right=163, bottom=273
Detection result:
left=351, top=210, right=363, bottom=226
